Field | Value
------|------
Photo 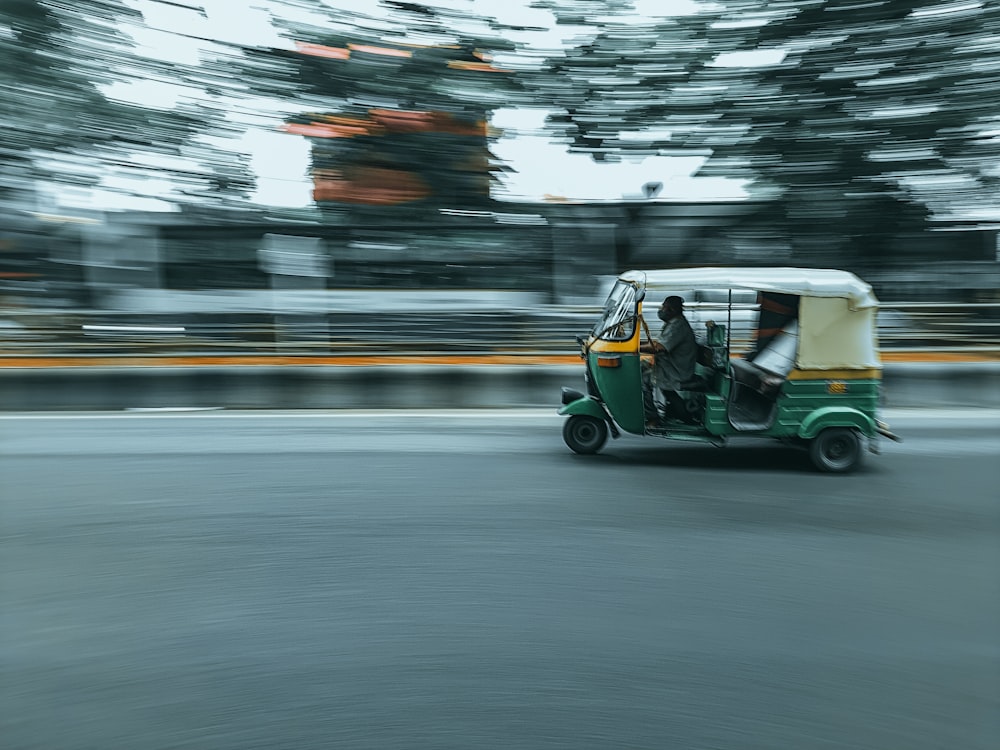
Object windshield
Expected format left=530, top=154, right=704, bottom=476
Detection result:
left=592, top=280, right=638, bottom=341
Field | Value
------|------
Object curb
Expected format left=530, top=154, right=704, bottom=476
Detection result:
left=2, top=361, right=999, bottom=411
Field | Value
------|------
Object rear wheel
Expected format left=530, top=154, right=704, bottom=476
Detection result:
left=809, top=427, right=862, bottom=473
left=563, top=415, right=609, bottom=455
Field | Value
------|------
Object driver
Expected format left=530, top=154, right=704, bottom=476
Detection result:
left=641, top=295, right=698, bottom=424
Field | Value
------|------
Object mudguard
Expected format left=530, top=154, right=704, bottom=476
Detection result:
left=558, top=396, right=619, bottom=437
left=798, top=406, right=876, bottom=440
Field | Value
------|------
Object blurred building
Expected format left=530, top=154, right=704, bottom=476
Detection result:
left=3, top=201, right=992, bottom=314
left=281, top=41, right=504, bottom=216
left=286, top=108, right=491, bottom=209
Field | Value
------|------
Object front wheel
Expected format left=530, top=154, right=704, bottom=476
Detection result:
left=563, top=415, right=609, bottom=455
left=809, top=427, right=862, bottom=473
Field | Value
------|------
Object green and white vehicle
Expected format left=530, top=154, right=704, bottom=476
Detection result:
left=559, top=267, right=901, bottom=473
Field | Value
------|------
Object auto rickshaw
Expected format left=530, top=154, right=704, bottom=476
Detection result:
left=559, top=267, right=901, bottom=472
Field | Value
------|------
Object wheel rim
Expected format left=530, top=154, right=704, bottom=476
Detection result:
left=822, top=432, right=858, bottom=469
left=826, top=436, right=850, bottom=461
left=573, top=420, right=599, bottom=446
left=564, top=416, right=607, bottom=454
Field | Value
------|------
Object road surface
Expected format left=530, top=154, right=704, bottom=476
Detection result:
left=2, top=410, right=998, bottom=750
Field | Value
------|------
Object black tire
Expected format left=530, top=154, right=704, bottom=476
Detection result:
left=809, top=427, right=862, bottom=473
left=563, top=415, right=609, bottom=455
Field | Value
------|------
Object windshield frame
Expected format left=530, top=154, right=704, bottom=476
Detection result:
left=592, top=280, right=640, bottom=341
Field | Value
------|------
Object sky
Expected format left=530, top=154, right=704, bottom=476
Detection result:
left=83, top=0, right=752, bottom=211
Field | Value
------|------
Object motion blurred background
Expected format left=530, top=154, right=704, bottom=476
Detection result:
left=3, top=6, right=999, bottom=750
left=2, top=0, right=999, bottom=356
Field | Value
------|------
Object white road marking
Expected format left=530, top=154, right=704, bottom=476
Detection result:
left=0, top=409, right=565, bottom=420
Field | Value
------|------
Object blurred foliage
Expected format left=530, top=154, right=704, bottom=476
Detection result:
left=0, top=0, right=254, bottom=210
left=6, top=0, right=999, bottom=257
left=238, top=0, right=524, bottom=214
left=534, top=0, right=1000, bottom=261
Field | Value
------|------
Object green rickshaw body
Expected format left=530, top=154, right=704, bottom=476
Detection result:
left=699, top=373, right=882, bottom=440
left=556, top=351, right=645, bottom=433
left=585, top=349, right=645, bottom=434
left=560, top=267, right=899, bottom=472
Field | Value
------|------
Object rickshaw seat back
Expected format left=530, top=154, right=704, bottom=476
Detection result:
left=700, top=322, right=729, bottom=371
left=705, top=322, right=727, bottom=347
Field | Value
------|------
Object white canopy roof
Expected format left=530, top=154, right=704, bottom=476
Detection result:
left=621, top=267, right=879, bottom=309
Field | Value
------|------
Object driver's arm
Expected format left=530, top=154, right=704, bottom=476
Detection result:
left=640, top=340, right=665, bottom=354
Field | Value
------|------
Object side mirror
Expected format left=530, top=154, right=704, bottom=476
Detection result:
left=636, top=289, right=646, bottom=303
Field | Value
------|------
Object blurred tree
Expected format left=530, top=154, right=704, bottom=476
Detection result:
left=0, top=0, right=254, bottom=210
left=239, top=0, right=523, bottom=217
left=530, top=0, right=716, bottom=162
left=535, top=0, right=1000, bottom=264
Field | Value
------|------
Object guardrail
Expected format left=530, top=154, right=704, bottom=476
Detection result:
left=2, top=303, right=999, bottom=358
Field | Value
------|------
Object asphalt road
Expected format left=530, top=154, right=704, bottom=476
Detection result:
left=2, top=410, right=998, bottom=750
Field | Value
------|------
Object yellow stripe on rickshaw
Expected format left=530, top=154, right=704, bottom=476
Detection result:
left=586, top=335, right=639, bottom=354
left=786, top=368, right=882, bottom=381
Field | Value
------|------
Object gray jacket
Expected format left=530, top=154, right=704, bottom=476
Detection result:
left=653, top=315, right=697, bottom=391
